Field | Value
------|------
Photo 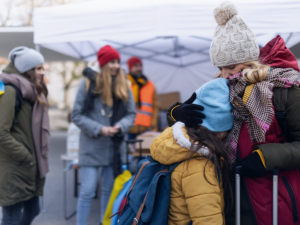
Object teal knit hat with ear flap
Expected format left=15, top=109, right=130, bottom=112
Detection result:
left=192, top=78, right=234, bottom=132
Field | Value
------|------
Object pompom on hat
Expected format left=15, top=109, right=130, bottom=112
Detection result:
left=210, top=1, right=260, bottom=67
left=97, top=45, right=120, bottom=68
left=214, top=1, right=238, bottom=26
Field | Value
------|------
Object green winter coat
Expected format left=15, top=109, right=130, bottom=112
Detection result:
left=166, top=86, right=300, bottom=225
left=0, top=64, right=45, bottom=207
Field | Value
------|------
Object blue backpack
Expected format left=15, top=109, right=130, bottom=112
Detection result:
left=117, top=155, right=220, bottom=225
left=117, top=155, right=181, bottom=225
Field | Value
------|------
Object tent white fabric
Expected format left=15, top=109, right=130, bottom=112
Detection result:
left=34, top=0, right=300, bottom=101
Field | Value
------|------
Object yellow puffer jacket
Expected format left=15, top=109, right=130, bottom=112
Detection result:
left=150, top=122, right=225, bottom=225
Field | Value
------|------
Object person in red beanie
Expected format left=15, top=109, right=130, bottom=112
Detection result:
left=72, top=45, right=136, bottom=225
left=127, top=57, right=159, bottom=140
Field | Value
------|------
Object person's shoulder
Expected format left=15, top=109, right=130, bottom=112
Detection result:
left=287, top=86, right=300, bottom=107
left=0, top=85, right=17, bottom=106
left=147, top=80, right=155, bottom=86
left=3, top=85, right=17, bottom=98
left=77, top=78, right=88, bottom=91
left=176, top=157, right=216, bottom=177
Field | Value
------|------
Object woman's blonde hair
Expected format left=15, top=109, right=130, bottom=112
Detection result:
left=94, top=64, right=128, bottom=107
left=242, top=61, right=269, bottom=84
left=214, top=61, right=270, bottom=84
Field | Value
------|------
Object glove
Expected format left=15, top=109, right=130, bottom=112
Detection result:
left=236, top=152, right=266, bottom=178
left=172, top=92, right=205, bottom=128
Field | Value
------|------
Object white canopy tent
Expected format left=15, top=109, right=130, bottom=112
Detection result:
left=34, top=0, right=300, bottom=101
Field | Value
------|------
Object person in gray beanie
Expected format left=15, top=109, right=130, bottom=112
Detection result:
left=9, top=46, right=45, bottom=74
left=167, top=1, right=300, bottom=225
left=0, top=46, right=50, bottom=225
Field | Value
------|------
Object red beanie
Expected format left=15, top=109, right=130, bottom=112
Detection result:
left=97, top=45, right=120, bottom=68
left=127, top=57, right=142, bottom=71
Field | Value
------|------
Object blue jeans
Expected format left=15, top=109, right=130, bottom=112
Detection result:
left=76, top=166, right=114, bottom=225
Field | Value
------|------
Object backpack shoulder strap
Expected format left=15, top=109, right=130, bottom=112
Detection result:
left=85, top=78, right=91, bottom=93
left=5, top=84, right=23, bottom=124
left=169, top=161, right=182, bottom=173
left=216, top=164, right=221, bottom=185
left=273, top=88, right=288, bottom=136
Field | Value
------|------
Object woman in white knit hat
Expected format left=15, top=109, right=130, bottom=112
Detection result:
left=0, top=47, right=50, bottom=225
left=167, top=2, right=300, bottom=225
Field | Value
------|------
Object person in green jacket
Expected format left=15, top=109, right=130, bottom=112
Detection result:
left=167, top=2, right=300, bottom=225
left=0, top=47, right=50, bottom=225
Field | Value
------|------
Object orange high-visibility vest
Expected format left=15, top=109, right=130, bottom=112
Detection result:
left=131, top=81, right=155, bottom=127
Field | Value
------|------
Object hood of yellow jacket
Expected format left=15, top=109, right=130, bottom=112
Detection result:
left=150, top=122, right=210, bottom=165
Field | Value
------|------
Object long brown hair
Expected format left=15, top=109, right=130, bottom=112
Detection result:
left=23, top=69, right=48, bottom=106
left=94, top=63, right=128, bottom=107
left=186, top=126, right=233, bottom=213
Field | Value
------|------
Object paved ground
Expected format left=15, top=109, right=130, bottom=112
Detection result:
left=0, top=131, right=101, bottom=225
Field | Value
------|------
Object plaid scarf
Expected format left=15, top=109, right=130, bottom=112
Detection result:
left=226, top=68, right=299, bottom=162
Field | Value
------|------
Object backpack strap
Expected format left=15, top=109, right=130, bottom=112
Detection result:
left=110, top=161, right=150, bottom=219
left=85, top=78, right=91, bottom=93
left=216, top=164, right=221, bottom=185
left=132, top=169, right=169, bottom=225
left=6, top=84, right=23, bottom=124
left=169, top=161, right=182, bottom=173
left=273, top=88, right=288, bottom=136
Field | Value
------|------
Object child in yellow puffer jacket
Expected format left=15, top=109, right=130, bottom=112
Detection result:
left=150, top=78, right=234, bottom=225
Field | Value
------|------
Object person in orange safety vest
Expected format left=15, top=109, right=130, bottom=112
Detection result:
left=127, top=57, right=159, bottom=140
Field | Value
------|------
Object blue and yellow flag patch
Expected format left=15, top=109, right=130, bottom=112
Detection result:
left=0, top=80, right=5, bottom=95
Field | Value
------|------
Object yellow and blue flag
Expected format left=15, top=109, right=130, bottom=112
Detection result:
left=0, top=80, right=5, bottom=96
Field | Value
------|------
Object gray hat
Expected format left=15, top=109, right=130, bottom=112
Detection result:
left=210, top=1, right=260, bottom=67
left=9, top=46, right=45, bottom=73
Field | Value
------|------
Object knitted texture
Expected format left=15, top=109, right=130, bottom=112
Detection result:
left=127, top=57, right=142, bottom=72
left=210, top=1, right=260, bottom=67
left=9, top=46, right=45, bottom=73
left=97, top=45, right=120, bottom=68
left=192, top=78, right=234, bottom=132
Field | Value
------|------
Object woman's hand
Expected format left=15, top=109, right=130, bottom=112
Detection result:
left=172, top=92, right=205, bottom=128
left=100, top=126, right=120, bottom=137
left=108, top=125, right=120, bottom=137
left=100, top=126, right=110, bottom=136
left=236, top=152, right=266, bottom=178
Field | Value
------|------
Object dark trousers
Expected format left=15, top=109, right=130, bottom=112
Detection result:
left=1, top=197, right=40, bottom=225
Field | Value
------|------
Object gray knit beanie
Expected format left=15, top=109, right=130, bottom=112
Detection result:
left=9, top=46, right=45, bottom=73
left=210, top=1, right=260, bottom=67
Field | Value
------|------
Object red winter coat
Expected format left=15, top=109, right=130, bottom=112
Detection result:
left=238, top=36, right=300, bottom=225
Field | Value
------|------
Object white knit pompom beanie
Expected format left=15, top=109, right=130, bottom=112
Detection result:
left=210, top=1, right=259, bottom=67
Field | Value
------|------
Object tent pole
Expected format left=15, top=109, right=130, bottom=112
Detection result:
left=35, top=44, right=41, bottom=53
